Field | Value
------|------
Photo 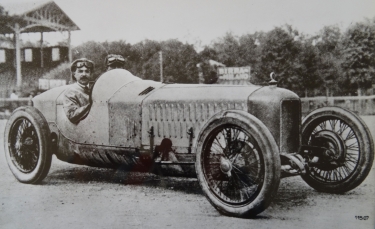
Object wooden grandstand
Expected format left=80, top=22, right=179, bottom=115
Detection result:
left=0, top=1, right=79, bottom=97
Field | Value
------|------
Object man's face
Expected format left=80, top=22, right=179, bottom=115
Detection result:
left=74, top=66, right=92, bottom=85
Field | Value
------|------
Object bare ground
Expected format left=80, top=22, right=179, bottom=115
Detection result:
left=0, top=117, right=374, bottom=229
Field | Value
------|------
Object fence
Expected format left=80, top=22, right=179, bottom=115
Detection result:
left=0, top=98, right=33, bottom=119
left=301, top=95, right=375, bottom=116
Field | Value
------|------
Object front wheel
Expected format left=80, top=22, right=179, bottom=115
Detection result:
left=4, top=106, right=52, bottom=184
left=301, top=107, right=374, bottom=193
left=196, top=111, right=280, bottom=217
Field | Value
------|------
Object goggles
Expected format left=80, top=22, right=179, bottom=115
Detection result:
left=75, top=60, right=94, bottom=69
left=107, top=56, right=125, bottom=66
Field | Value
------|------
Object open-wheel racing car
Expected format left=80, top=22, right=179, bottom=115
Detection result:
left=4, top=69, right=374, bottom=217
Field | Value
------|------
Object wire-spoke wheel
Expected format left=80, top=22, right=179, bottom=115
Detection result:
left=203, top=125, right=264, bottom=205
left=4, top=106, right=52, bottom=184
left=196, top=111, right=280, bottom=217
left=9, top=118, right=40, bottom=173
left=301, top=107, right=374, bottom=193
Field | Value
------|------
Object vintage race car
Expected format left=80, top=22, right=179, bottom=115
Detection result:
left=4, top=69, right=374, bottom=217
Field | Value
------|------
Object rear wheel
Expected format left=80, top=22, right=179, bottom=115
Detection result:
left=4, top=106, right=52, bottom=184
left=301, top=107, right=374, bottom=193
left=196, top=111, right=280, bottom=217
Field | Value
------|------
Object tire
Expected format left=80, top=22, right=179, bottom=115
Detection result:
left=4, top=106, right=52, bottom=184
left=301, top=107, right=374, bottom=193
left=195, top=111, right=280, bottom=217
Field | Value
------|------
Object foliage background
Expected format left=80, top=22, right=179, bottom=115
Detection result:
left=71, top=17, right=375, bottom=97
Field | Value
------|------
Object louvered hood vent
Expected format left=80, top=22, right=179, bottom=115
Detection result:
left=139, top=86, right=155, bottom=95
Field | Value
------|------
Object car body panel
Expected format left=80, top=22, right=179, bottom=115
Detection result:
left=32, top=69, right=301, bottom=168
left=109, top=79, right=164, bottom=147
left=248, top=86, right=301, bottom=153
left=54, top=69, right=150, bottom=146
left=33, top=85, right=69, bottom=122
left=141, top=84, right=260, bottom=149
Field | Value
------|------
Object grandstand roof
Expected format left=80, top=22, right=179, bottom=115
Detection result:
left=0, top=1, right=79, bottom=34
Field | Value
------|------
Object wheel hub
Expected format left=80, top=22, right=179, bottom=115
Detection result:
left=23, top=137, right=34, bottom=146
left=220, top=157, right=232, bottom=176
left=311, top=130, right=346, bottom=169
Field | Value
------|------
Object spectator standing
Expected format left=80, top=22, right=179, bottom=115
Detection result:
left=10, top=90, right=18, bottom=111
left=10, top=90, right=18, bottom=99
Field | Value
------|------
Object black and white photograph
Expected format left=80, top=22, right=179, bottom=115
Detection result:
left=0, top=0, right=374, bottom=228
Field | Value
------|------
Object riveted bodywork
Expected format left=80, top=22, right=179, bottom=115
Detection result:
left=141, top=84, right=256, bottom=151
left=32, top=69, right=301, bottom=168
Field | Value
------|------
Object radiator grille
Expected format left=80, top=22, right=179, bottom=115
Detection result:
left=280, top=99, right=300, bottom=153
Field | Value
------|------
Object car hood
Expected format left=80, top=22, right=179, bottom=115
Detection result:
left=143, top=83, right=262, bottom=104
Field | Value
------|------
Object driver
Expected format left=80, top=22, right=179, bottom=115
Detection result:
left=63, top=58, right=95, bottom=124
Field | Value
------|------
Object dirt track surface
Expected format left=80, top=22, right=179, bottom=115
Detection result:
left=1, top=117, right=375, bottom=229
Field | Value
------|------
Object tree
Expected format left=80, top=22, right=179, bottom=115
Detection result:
left=0, top=5, right=5, bottom=15
left=160, top=39, right=199, bottom=83
left=257, top=25, right=301, bottom=91
left=238, top=32, right=262, bottom=84
left=238, top=33, right=261, bottom=67
left=130, top=40, right=161, bottom=79
left=129, top=39, right=200, bottom=83
left=341, top=18, right=375, bottom=95
left=199, top=46, right=218, bottom=61
left=295, top=38, right=322, bottom=97
left=212, top=32, right=241, bottom=66
left=198, top=60, right=220, bottom=84
left=314, top=25, right=344, bottom=96
left=198, top=46, right=219, bottom=84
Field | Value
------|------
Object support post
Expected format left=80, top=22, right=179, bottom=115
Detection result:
left=14, top=23, right=22, bottom=89
left=40, top=32, right=44, bottom=68
left=68, top=30, right=72, bottom=63
left=159, top=51, right=163, bottom=83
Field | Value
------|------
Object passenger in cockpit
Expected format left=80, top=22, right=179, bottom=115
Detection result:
left=104, top=54, right=125, bottom=71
